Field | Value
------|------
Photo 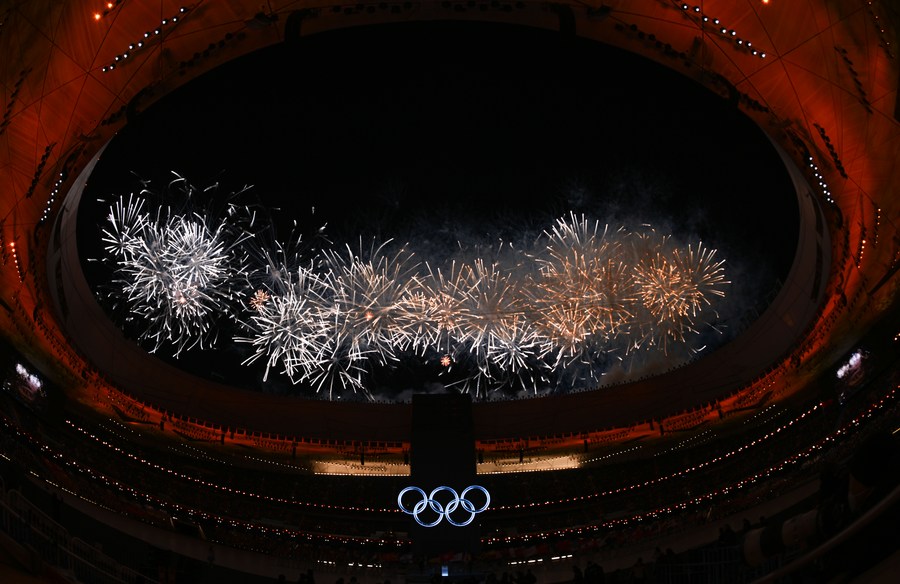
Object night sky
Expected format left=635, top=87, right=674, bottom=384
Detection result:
left=78, top=21, right=799, bottom=398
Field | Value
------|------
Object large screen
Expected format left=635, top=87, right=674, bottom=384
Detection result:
left=407, top=393, right=479, bottom=557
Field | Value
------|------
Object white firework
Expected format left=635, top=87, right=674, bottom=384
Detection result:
left=451, top=259, right=551, bottom=394
left=319, top=240, right=420, bottom=363
left=101, top=193, right=149, bottom=258
left=102, top=184, right=732, bottom=399
left=240, top=207, right=329, bottom=297
left=402, top=261, right=470, bottom=357
left=306, top=310, right=371, bottom=400
left=101, top=195, right=247, bottom=356
left=237, top=264, right=329, bottom=383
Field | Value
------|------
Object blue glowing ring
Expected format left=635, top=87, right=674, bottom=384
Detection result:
left=398, top=486, right=441, bottom=527
left=397, top=485, right=490, bottom=527
left=446, top=485, right=490, bottom=527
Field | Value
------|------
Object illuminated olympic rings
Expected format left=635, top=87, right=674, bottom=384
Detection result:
left=397, top=485, right=491, bottom=527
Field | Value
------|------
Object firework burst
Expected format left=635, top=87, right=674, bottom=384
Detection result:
left=319, top=240, right=421, bottom=363
left=403, top=261, right=470, bottom=357
left=249, top=290, right=271, bottom=312
left=237, top=264, right=328, bottom=383
left=100, top=177, right=250, bottom=356
left=100, top=183, right=731, bottom=399
left=528, top=214, right=634, bottom=367
left=628, top=231, right=729, bottom=354
left=450, top=258, right=550, bottom=394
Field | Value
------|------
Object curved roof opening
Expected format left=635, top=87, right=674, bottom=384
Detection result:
left=74, top=21, right=798, bottom=403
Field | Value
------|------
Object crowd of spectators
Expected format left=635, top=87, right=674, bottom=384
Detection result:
left=1, top=303, right=898, bottom=582
left=4, top=374, right=896, bottom=580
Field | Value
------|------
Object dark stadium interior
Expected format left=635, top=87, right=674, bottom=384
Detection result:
left=1, top=2, right=899, bottom=583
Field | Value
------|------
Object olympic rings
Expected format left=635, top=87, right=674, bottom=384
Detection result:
left=397, top=485, right=491, bottom=527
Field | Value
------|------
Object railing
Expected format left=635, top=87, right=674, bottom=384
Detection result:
left=751, top=482, right=900, bottom=583
left=0, top=488, right=158, bottom=584
left=7, top=489, right=72, bottom=549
